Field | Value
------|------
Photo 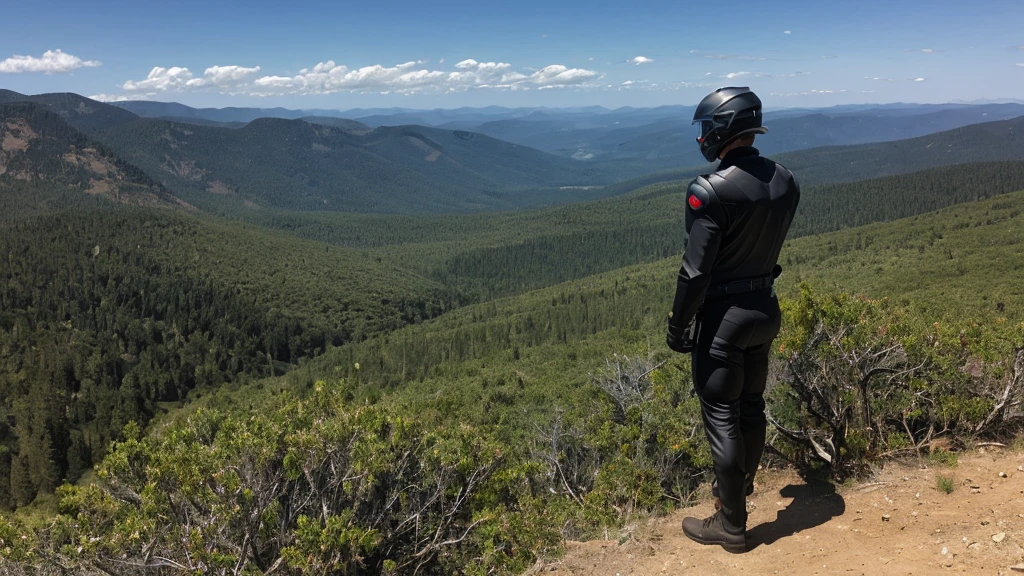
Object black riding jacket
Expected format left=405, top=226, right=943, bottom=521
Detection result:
left=669, top=146, right=800, bottom=331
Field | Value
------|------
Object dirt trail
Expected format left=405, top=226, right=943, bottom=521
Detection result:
left=545, top=449, right=1024, bottom=575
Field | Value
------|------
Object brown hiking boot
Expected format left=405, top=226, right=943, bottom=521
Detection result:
left=682, top=511, right=746, bottom=553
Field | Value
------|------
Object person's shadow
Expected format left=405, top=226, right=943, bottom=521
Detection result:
left=746, top=480, right=846, bottom=549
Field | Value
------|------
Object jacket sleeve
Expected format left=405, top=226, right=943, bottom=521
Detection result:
left=669, top=178, right=724, bottom=331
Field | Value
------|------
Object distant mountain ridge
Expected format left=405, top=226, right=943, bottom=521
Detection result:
left=776, top=114, right=1024, bottom=185
left=5, top=90, right=1024, bottom=216
left=91, top=115, right=609, bottom=213
left=593, top=113, right=1024, bottom=192
left=0, top=90, right=138, bottom=132
left=0, top=102, right=179, bottom=209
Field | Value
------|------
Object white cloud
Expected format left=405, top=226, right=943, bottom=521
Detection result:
left=123, top=66, right=195, bottom=91
left=253, top=75, right=296, bottom=88
left=89, top=93, right=152, bottom=102
left=186, top=65, right=261, bottom=89
left=912, top=77, right=927, bottom=81
left=621, top=80, right=634, bottom=85
left=1016, top=63, right=1024, bottom=67
left=718, top=70, right=807, bottom=80
left=630, top=56, right=654, bottom=65
left=0, top=49, right=101, bottom=74
left=113, top=58, right=601, bottom=97
left=784, top=30, right=791, bottom=34
left=530, top=64, right=598, bottom=86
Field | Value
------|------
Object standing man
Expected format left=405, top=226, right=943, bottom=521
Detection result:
left=666, top=87, right=800, bottom=552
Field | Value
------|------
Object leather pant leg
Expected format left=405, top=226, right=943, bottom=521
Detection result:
left=692, top=291, right=780, bottom=528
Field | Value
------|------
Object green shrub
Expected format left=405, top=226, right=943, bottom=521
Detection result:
left=936, top=474, right=956, bottom=494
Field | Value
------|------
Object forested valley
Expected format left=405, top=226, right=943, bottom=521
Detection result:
left=1, top=92, right=1023, bottom=574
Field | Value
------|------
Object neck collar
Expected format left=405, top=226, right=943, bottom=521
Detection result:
left=718, top=146, right=759, bottom=170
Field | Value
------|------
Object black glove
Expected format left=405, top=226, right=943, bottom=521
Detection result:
left=666, top=324, right=694, bottom=354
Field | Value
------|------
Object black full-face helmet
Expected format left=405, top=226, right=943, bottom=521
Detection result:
left=692, top=86, right=767, bottom=162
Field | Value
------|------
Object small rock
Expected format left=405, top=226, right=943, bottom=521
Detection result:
left=970, top=484, right=981, bottom=489
left=1009, top=563, right=1024, bottom=572
left=915, top=492, right=921, bottom=499
left=992, top=532, right=1006, bottom=543
left=941, top=547, right=948, bottom=555
left=999, top=472, right=1008, bottom=478
left=1018, top=465, right=1023, bottom=472
left=882, top=514, right=891, bottom=522
left=981, top=520, right=990, bottom=526
left=968, top=542, right=981, bottom=549
left=911, top=511, right=918, bottom=517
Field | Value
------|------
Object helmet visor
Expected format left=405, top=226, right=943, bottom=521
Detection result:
left=694, top=119, right=715, bottom=143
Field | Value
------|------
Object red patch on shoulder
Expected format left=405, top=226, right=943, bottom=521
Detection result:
left=688, top=194, right=704, bottom=210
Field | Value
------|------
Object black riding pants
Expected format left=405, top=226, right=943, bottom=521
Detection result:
left=693, top=289, right=781, bottom=528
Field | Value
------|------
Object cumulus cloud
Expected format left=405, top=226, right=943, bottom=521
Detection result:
left=89, top=93, right=152, bottom=102
left=112, top=58, right=602, bottom=98
left=123, top=66, right=195, bottom=92
left=528, top=64, right=599, bottom=87
left=629, top=56, right=654, bottom=65
left=186, top=65, right=261, bottom=89
left=0, top=49, right=101, bottom=74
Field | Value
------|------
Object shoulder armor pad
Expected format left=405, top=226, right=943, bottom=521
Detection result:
left=687, top=176, right=716, bottom=212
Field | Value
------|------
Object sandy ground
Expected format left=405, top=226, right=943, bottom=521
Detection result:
left=543, top=448, right=1024, bottom=575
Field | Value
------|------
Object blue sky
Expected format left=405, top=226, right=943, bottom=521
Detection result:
left=1, top=0, right=1021, bottom=110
